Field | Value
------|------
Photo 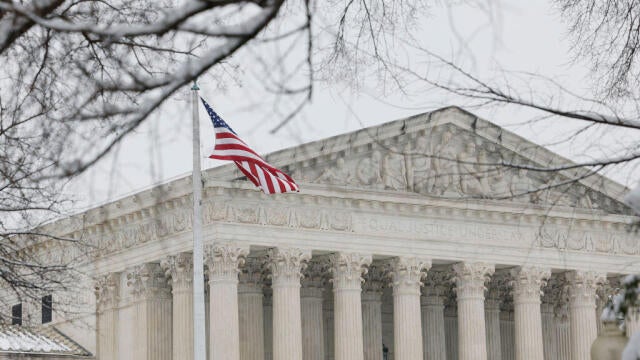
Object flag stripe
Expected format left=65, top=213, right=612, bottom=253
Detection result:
left=201, top=97, right=299, bottom=194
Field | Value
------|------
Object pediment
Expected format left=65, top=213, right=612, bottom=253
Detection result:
left=207, top=107, right=631, bottom=215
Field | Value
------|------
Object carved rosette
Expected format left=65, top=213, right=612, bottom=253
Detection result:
left=452, top=262, right=495, bottom=300
left=301, top=259, right=328, bottom=298
left=510, top=266, right=551, bottom=304
left=565, top=271, right=606, bottom=307
left=329, top=252, right=372, bottom=291
left=238, top=257, right=264, bottom=294
left=267, top=248, right=311, bottom=287
left=126, top=263, right=171, bottom=301
left=204, top=243, right=249, bottom=283
left=160, top=252, right=193, bottom=292
left=95, top=272, right=121, bottom=311
left=388, top=257, right=431, bottom=296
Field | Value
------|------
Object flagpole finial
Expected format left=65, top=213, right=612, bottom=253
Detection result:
left=191, top=80, right=200, bottom=91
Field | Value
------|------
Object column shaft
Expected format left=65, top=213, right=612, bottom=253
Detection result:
left=162, top=253, right=194, bottom=360
left=484, top=300, right=501, bottom=360
left=331, top=253, right=372, bottom=360
left=566, top=271, right=605, bottom=360
left=511, top=267, right=549, bottom=360
left=268, top=248, right=310, bottom=360
left=453, top=262, right=494, bottom=360
left=390, top=257, right=431, bottom=360
left=239, top=288, right=264, bottom=360
left=206, top=244, right=248, bottom=360
left=363, top=292, right=383, bottom=360
left=301, top=286, right=325, bottom=360
left=421, top=296, right=446, bottom=360
left=96, top=273, right=120, bottom=360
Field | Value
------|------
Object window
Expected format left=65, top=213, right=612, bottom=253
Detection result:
left=41, top=295, right=52, bottom=324
left=11, top=303, right=22, bottom=325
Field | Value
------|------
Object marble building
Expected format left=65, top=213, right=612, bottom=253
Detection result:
left=4, top=107, right=640, bottom=360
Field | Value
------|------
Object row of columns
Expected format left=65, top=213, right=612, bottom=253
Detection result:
left=95, top=244, right=610, bottom=360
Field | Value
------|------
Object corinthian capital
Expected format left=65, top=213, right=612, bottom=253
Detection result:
left=565, top=270, right=606, bottom=306
left=95, top=272, right=121, bottom=310
left=267, top=247, right=311, bottom=286
left=161, top=252, right=194, bottom=292
left=330, top=252, right=372, bottom=290
left=452, top=262, right=495, bottom=300
left=238, top=257, right=265, bottom=293
left=204, top=243, right=249, bottom=282
left=510, top=266, right=551, bottom=304
left=126, top=263, right=171, bottom=300
left=388, top=257, right=431, bottom=295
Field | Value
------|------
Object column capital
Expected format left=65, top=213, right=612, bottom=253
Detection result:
left=330, top=252, right=372, bottom=290
left=362, top=263, right=386, bottom=302
left=422, top=269, right=452, bottom=299
left=238, top=257, right=264, bottom=294
left=126, top=263, right=171, bottom=300
left=95, top=272, right=120, bottom=310
left=510, top=266, right=551, bottom=304
left=301, top=259, right=328, bottom=298
left=388, top=256, right=431, bottom=295
left=565, top=270, right=606, bottom=306
left=204, top=243, right=249, bottom=282
left=267, top=247, right=311, bottom=287
left=160, top=252, right=193, bottom=292
left=453, top=262, right=495, bottom=300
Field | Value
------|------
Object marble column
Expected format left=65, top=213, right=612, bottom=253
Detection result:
left=267, top=247, right=311, bottom=360
left=323, top=285, right=335, bottom=360
left=443, top=305, right=458, bottom=360
left=362, top=264, right=385, bottom=360
left=205, top=243, right=249, bottom=360
left=263, top=287, right=273, bottom=360
left=126, top=263, right=172, bottom=360
left=95, top=272, right=120, bottom=360
left=541, top=275, right=562, bottom=360
left=453, top=262, right=494, bottom=360
left=238, top=258, right=265, bottom=360
left=511, top=266, right=550, bottom=360
left=389, top=257, right=431, bottom=360
left=301, top=260, right=326, bottom=360
left=421, top=270, right=449, bottom=360
left=499, top=311, right=515, bottom=360
left=485, top=272, right=507, bottom=360
left=330, top=252, right=372, bottom=360
left=161, top=253, right=194, bottom=360
left=555, top=305, right=571, bottom=360
left=565, top=270, right=605, bottom=360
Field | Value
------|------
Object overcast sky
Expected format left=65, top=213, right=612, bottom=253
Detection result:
left=69, top=1, right=634, bottom=208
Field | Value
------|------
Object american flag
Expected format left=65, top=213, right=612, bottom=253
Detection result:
left=201, top=98, right=299, bottom=194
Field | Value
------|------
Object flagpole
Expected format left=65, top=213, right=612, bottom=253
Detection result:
left=191, top=81, right=207, bottom=360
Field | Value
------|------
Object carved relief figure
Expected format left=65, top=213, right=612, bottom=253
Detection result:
left=355, top=151, right=383, bottom=187
left=382, top=146, right=407, bottom=190
left=315, top=157, right=353, bottom=185
left=456, top=142, right=488, bottom=196
left=429, top=129, right=457, bottom=195
left=407, top=137, right=431, bottom=193
left=510, top=168, right=534, bottom=201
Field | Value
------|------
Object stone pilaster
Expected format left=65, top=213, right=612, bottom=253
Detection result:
left=95, top=272, right=120, bottom=360
left=362, top=264, right=385, bottom=360
left=510, top=266, right=550, bottom=360
left=126, top=263, right=172, bottom=360
left=389, top=257, right=431, bottom=360
left=161, top=253, right=194, bottom=360
left=205, top=243, right=249, bottom=360
left=421, top=269, right=449, bottom=360
left=330, top=252, right=372, bottom=360
left=238, top=257, right=265, bottom=360
left=301, top=259, right=327, bottom=360
left=267, top=247, right=311, bottom=360
left=565, top=270, right=605, bottom=360
left=453, top=262, right=495, bottom=360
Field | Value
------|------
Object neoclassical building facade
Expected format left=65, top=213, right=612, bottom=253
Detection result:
left=5, top=107, right=640, bottom=360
